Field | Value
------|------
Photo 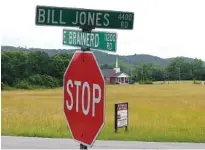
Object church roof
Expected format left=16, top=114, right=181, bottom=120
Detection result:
left=111, top=72, right=130, bottom=77
left=101, top=69, right=115, bottom=77
left=101, top=69, right=130, bottom=78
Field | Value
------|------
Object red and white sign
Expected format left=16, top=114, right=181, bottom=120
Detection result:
left=63, top=51, right=105, bottom=147
left=116, top=103, right=128, bottom=128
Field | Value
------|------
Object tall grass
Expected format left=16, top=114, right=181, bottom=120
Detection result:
left=1, top=84, right=205, bottom=142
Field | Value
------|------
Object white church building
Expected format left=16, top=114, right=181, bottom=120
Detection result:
left=101, top=57, right=130, bottom=84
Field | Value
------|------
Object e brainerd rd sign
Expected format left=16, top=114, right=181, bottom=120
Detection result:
left=35, top=5, right=134, bottom=29
left=63, top=29, right=117, bottom=52
left=63, top=51, right=105, bottom=147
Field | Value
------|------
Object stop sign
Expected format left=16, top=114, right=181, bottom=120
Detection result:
left=63, top=51, right=105, bottom=147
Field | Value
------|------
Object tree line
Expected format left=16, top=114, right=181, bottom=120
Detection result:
left=129, top=57, right=205, bottom=83
left=1, top=50, right=72, bottom=89
left=101, top=57, right=205, bottom=83
left=1, top=50, right=205, bottom=90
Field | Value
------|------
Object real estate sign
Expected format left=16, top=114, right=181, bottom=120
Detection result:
left=114, top=102, right=128, bottom=132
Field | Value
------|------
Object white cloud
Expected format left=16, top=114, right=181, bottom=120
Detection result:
left=1, top=0, right=205, bottom=60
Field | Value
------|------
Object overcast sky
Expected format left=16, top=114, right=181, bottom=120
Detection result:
left=1, top=0, right=205, bottom=60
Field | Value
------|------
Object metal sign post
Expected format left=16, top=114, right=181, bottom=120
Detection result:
left=80, top=143, right=87, bottom=150
left=79, top=26, right=94, bottom=150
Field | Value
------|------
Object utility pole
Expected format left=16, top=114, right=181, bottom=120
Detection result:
left=191, top=68, right=193, bottom=80
left=130, top=67, right=133, bottom=83
left=178, top=67, right=181, bottom=83
left=141, top=65, right=144, bottom=82
left=163, top=69, right=166, bottom=84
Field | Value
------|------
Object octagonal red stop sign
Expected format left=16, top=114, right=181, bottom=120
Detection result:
left=63, top=51, right=105, bottom=147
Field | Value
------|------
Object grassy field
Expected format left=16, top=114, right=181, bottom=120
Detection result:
left=1, top=83, right=205, bottom=142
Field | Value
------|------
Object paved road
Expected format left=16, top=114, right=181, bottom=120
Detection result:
left=1, top=136, right=205, bottom=149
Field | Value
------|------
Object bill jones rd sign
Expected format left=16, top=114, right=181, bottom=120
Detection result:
left=63, top=29, right=117, bottom=52
left=35, top=5, right=134, bottom=29
left=63, top=51, right=105, bottom=147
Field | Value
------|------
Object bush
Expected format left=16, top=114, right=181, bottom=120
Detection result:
left=129, top=80, right=135, bottom=84
left=27, top=74, right=60, bottom=88
left=1, top=82, right=13, bottom=90
left=139, top=80, right=153, bottom=84
left=193, top=80, right=201, bottom=84
left=13, top=74, right=60, bottom=89
left=15, top=80, right=32, bottom=89
left=41, top=75, right=60, bottom=88
left=27, top=74, right=43, bottom=85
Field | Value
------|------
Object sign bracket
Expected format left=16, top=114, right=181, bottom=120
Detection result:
left=80, top=25, right=95, bottom=32
left=80, top=26, right=95, bottom=52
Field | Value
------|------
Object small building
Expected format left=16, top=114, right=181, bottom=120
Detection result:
left=101, top=57, right=130, bottom=84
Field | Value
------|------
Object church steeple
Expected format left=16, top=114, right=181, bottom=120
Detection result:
left=115, top=56, right=118, bottom=68
left=114, top=55, right=120, bottom=73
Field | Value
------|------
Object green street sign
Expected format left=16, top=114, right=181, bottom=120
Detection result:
left=63, top=29, right=117, bottom=52
left=35, top=5, right=134, bottom=30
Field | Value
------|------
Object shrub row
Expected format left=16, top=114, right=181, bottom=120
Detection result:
left=2, top=74, right=61, bottom=90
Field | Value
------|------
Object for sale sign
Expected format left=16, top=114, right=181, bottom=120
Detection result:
left=114, top=102, right=128, bottom=132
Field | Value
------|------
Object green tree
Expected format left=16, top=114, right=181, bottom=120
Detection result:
left=133, top=63, right=153, bottom=82
left=191, top=58, right=204, bottom=80
left=50, top=53, right=73, bottom=85
left=118, top=60, right=131, bottom=74
left=152, top=67, right=165, bottom=81
left=1, top=51, right=29, bottom=85
left=27, top=51, right=51, bottom=75
left=166, top=57, right=192, bottom=80
left=201, top=66, right=205, bottom=80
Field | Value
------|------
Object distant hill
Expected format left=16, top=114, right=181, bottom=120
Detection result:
left=119, top=54, right=169, bottom=67
left=166, top=57, right=195, bottom=63
left=1, top=45, right=204, bottom=67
